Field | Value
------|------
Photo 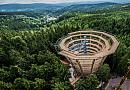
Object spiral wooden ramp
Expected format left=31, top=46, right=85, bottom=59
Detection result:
left=58, top=30, right=119, bottom=86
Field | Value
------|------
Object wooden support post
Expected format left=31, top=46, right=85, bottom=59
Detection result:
left=91, top=59, right=96, bottom=73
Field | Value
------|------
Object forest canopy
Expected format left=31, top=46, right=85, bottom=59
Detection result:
left=0, top=3, right=130, bottom=89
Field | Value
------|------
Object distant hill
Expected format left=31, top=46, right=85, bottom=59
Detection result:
left=0, top=3, right=65, bottom=12
left=55, top=2, right=120, bottom=14
left=0, top=2, right=130, bottom=14
left=110, top=3, right=130, bottom=11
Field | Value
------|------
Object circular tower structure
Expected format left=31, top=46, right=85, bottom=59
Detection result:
left=58, top=30, right=119, bottom=76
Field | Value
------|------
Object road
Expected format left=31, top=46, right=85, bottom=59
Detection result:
left=105, top=77, right=130, bottom=90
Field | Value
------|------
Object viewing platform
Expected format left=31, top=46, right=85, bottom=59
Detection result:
left=58, top=30, right=119, bottom=75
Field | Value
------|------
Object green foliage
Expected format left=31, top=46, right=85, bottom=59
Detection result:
left=0, top=68, right=10, bottom=82
left=76, top=74, right=99, bottom=90
left=14, top=78, right=32, bottom=89
left=0, top=28, right=70, bottom=89
left=96, top=64, right=110, bottom=81
left=0, top=4, right=130, bottom=89
left=127, top=59, right=130, bottom=66
left=33, top=78, right=46, bottom=90
left=116, top=50, right=130, bottom=75
left=0, top=81, right=13, bottom=89
left=51, top=78, right=73, bottom=90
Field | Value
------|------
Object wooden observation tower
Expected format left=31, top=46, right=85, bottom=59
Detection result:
left=58, top=30, right=119, bottom=85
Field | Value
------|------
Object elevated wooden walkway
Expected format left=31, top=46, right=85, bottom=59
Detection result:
left=60, top=59, right=69, bottom=65
left=58, top=30, right=119, bottom=75
left=69, top=76, right=81, bottom=86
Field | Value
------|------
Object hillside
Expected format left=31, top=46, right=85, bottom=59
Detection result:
left=0, top=2, right=130, bottom=90
left=0, top=2, right=130, bottom=14
left=0, top=2, right=121, bottom=13
left=0, top=3, right=65, bottom=12
left=56, top=2, right=119, bottom=14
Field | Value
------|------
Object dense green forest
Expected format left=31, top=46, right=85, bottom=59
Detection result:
left=0, top=3, right=130, bottom=90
